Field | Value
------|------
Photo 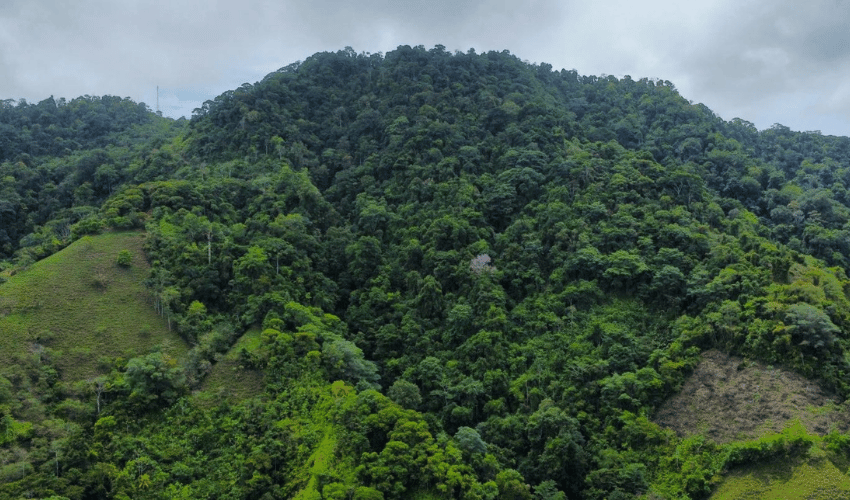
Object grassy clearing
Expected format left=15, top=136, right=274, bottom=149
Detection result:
left=287, top=382, right=358, bottom=499
left=0, top=231, right=186, bottom=382
left=710, top=453, right=850, bottom=499
left=197, top=327, right=264, bottom=403
left=292, top=432, right=339, bottom=500
left=656, top=349, right=850, bottom=499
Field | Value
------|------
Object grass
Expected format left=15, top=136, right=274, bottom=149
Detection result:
left=197, top=327, right=265, bottom=403
left=706, top=425, right=850, bottom=499
left=656, top=349, right=850, bottom=499
left=710, top=453, right=850, bottom=499
left=653, top=350, right=850, bottom=443
left=287, top=382, right=358, bottom=500
left=0, top=231, right=187, bottom=382
left=292, top=432, right=339, bottom=500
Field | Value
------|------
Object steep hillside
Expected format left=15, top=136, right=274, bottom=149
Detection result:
left=710, top=452, right=850, bottom=499
left=0, top=231, right=185, bottom=381
left=197, top=327, right=264, bottom=401
left=4, top=45, right=850, bottom=499
left=655, top=350, right=850, bottom=443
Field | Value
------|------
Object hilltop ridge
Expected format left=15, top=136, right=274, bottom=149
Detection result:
left=3, top=45, right=850, bottom=499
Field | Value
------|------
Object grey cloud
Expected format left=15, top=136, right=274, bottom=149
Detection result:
left=278, top=0, right=566, bottom=58
left=1, top=0, right=849, bottom=134
left=800, top=23, right=850, bottom=62
left=629, top=0, right=849, bottom=133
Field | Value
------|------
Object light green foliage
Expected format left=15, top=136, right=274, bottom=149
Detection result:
left=8, top=45, right=850, bottom=500
left=322, top=339, right=380, bottom=387
left=125, top=351, right=187, bottom=406
left=116, top=249, right=132, bottom=267
left=711, top=457, right=850, bottom=500
left=0, top=413, right=33, bottom=446
left=785, top=303, right=839, bottom=351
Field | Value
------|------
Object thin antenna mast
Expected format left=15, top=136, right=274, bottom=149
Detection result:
left=156, top=86, right=160, bottom=115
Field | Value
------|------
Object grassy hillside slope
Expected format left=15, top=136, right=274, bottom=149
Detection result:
left=710, top=451, right=850, bottom=499
left=653, top=350, right=850, bottom=498
left=0, top=231, right=187, bottom=382
left=655, top=350, right=850, bottom=443
left=197, top=327, right=264, bottom=402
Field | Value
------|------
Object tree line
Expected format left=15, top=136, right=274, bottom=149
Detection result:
left=3, top=45, right=850, bottom=499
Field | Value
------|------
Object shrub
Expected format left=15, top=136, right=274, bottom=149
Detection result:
left=71, top=216, right=104, bottom=238
left=116, top=249, right=133, bottom=267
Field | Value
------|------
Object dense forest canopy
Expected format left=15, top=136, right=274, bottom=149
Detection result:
left=0, top=95, right=185, bottom=260
left=3, top=45, right=850, bottom=499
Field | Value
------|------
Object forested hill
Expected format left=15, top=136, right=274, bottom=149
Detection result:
left=4, top=45, right=850, bottom=499
left=187, top=45, right=850, bottom=266
left=0, top=95, right=184, bottom=260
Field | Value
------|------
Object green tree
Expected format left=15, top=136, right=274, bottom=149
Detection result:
left=124, top=352, right=187, bottom=407
left=323, top=339, right=380, bottom=388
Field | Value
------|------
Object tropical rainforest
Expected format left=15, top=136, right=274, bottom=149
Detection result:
left=3, top=44, right=850, bottom=499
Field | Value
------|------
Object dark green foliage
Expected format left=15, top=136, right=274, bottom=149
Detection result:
left=0, top=96, right=185, bottom=261
left=7, top=44, right=850, bottom=499
left=386, top=379, right=422, bottom=409
left=455, top=426, right=487, bottom=455
left=0, top=95, right=153, bottom=161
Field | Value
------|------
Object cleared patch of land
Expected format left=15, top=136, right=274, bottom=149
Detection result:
left=0, top=231, right=187, bottom=382
left=654, top=350, right=850, bottom=443
left=710, top=452, right=850, bottom=500
left=196, top=327, right=264, bottom=403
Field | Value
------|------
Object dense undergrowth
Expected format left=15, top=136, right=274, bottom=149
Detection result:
left=3, top=45, right=850, bottom=498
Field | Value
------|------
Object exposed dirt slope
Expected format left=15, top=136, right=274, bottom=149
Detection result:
left=654, top=350, right=850, bottom=443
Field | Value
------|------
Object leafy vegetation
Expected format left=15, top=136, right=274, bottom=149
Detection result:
left=709, top=433, right=850, bottom=499
left=3, top=44, right=850, bottom=498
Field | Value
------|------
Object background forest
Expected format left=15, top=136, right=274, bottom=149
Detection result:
left=3, top=45, right=850, bottom=499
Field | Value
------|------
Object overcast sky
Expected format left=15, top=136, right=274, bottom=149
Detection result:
left=2, top=0, right=850, bottom=136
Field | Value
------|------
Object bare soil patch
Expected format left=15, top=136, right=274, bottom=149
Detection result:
left=653, top=350, right=850, bottom=443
